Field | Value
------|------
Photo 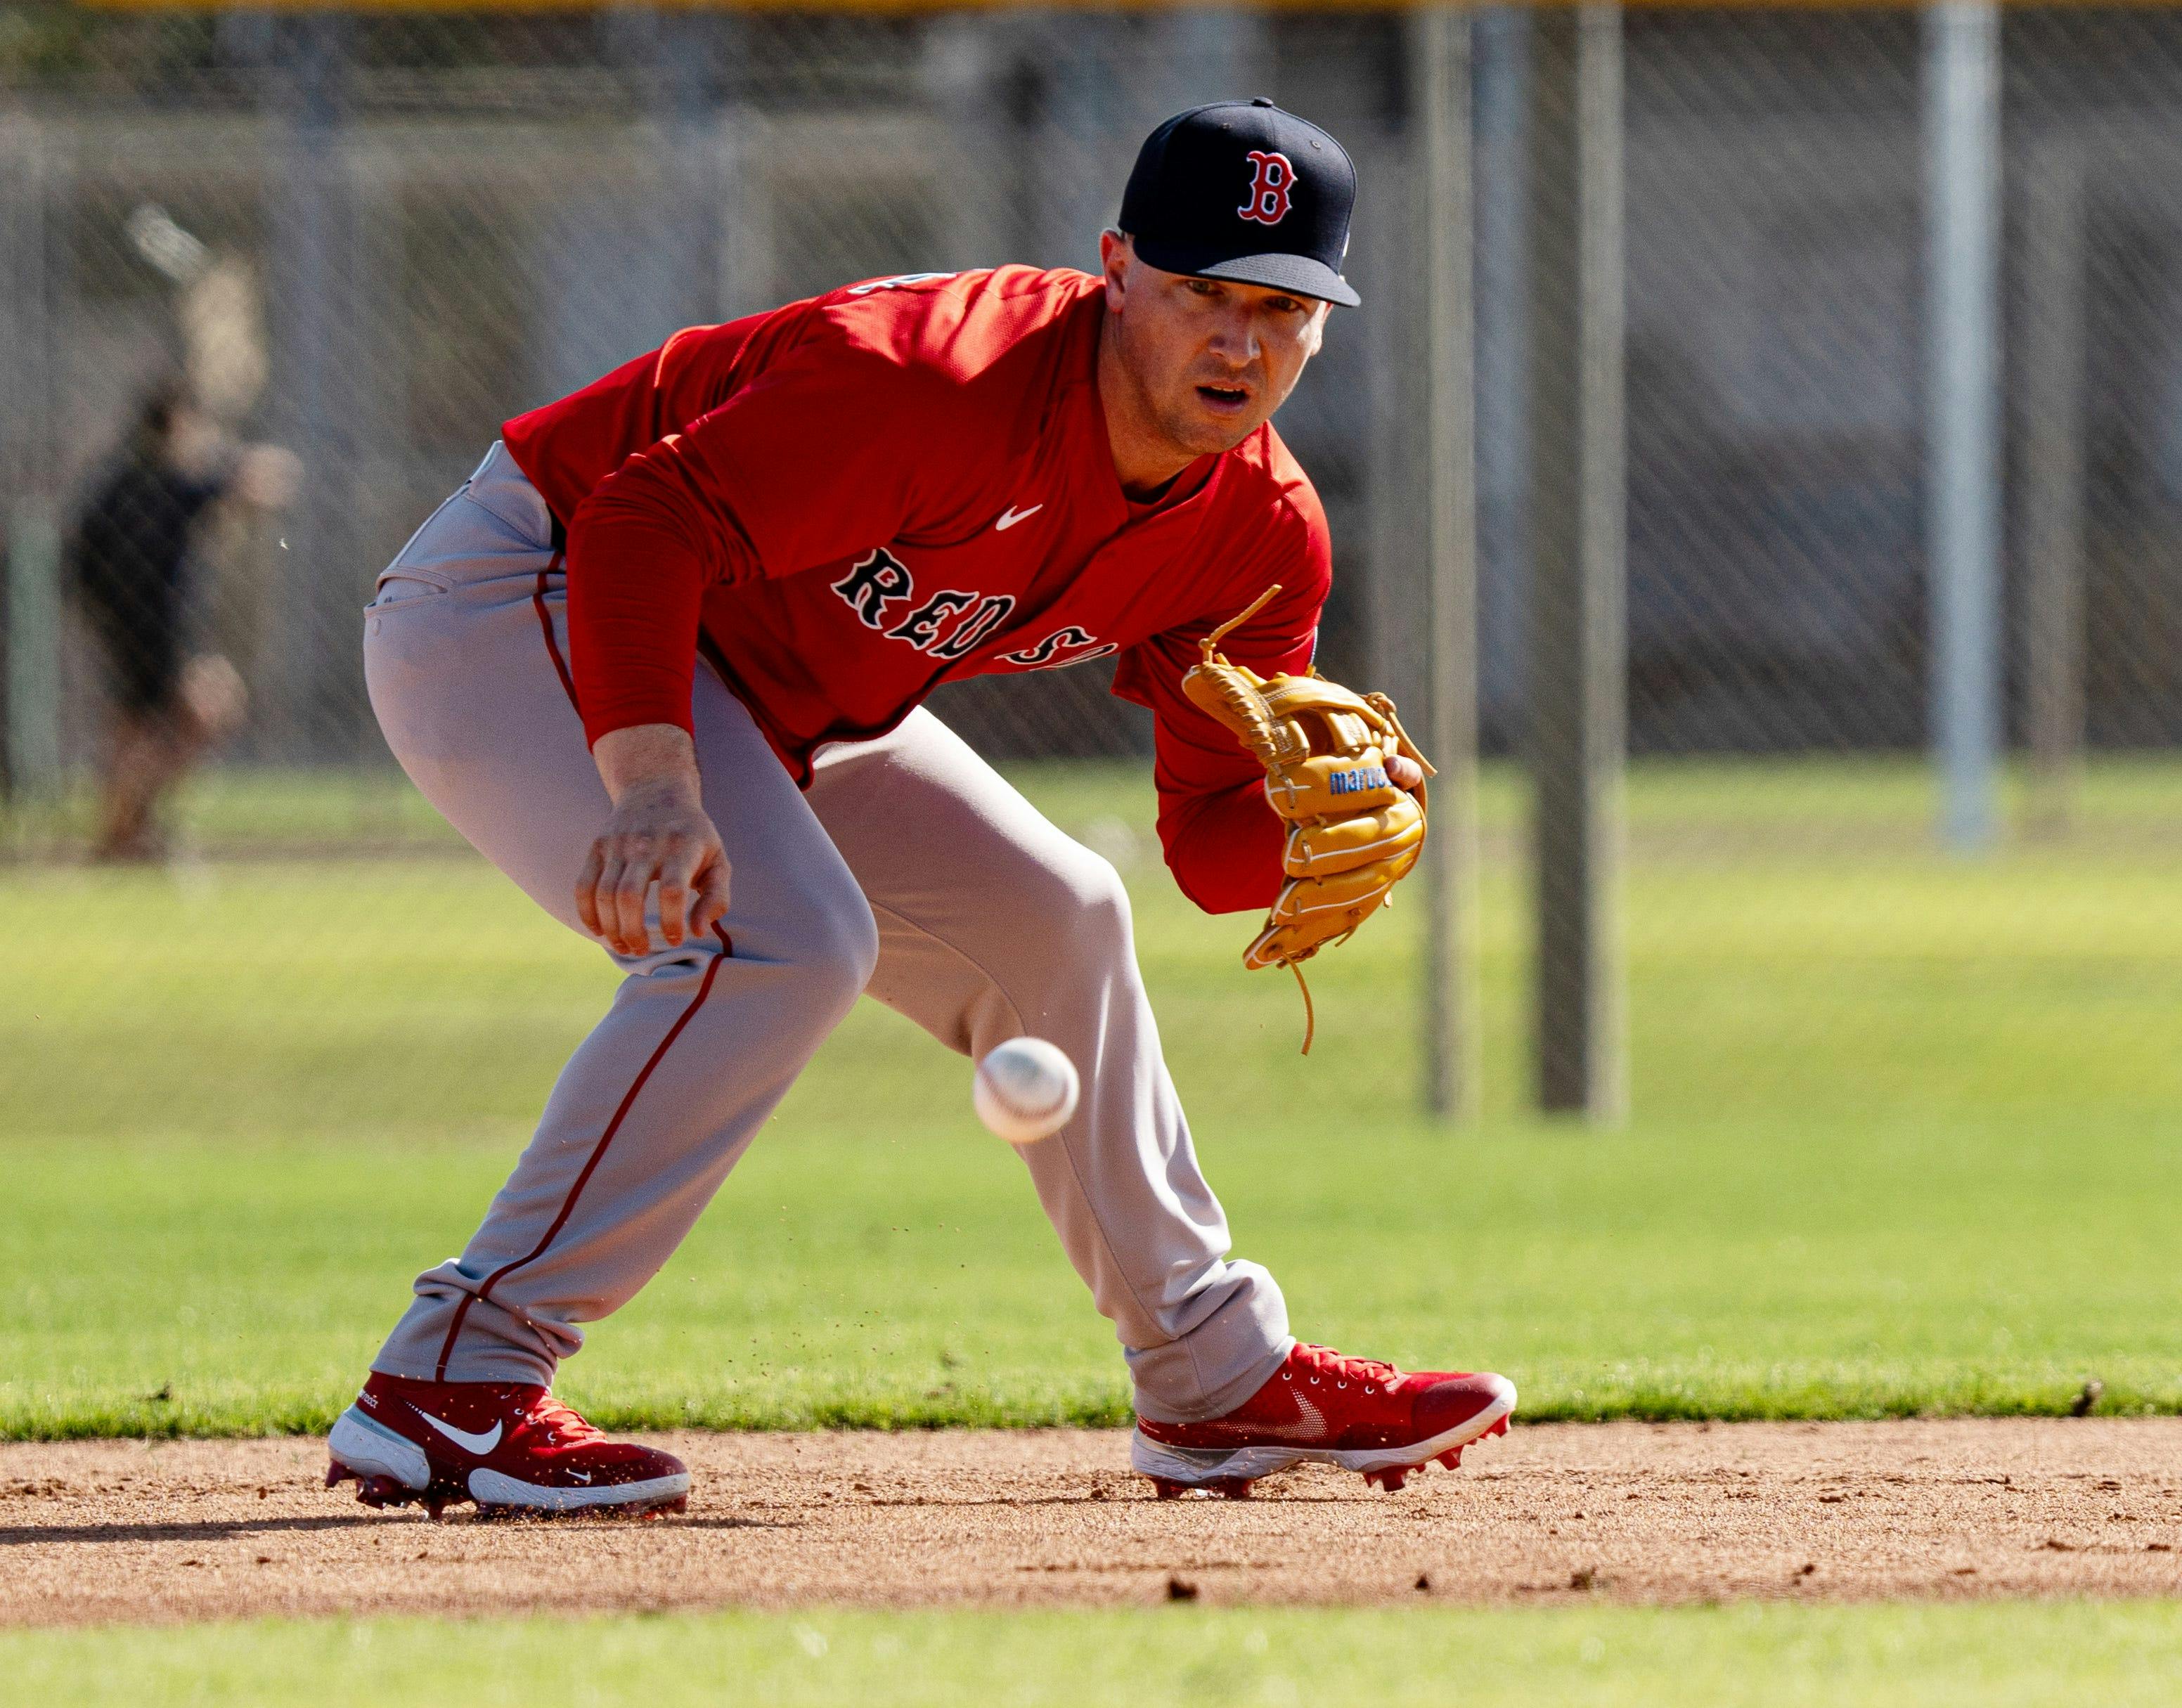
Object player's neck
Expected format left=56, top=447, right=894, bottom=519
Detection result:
left=1096, top=318, right=1201, bottom=503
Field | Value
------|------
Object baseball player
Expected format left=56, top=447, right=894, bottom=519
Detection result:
left=328, top=100, right=1515, bottom=1519
left=70, top=381, right=294, bottom=862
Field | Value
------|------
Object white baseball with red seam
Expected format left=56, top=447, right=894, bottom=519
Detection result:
left=973, top=1038, right=1080, bottom=1145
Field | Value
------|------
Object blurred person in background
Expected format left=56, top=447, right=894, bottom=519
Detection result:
left=69, top=379, right=298, bottom=862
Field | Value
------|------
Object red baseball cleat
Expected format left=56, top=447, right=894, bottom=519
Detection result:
left=1132, top=1342, right=1516, bottom=1499
left=325, top=1372, right=690, bottom=1519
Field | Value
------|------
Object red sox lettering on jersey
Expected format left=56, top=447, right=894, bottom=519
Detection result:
left=1238, top=150, right=1296, bottom=226
left=830, top=548, right=1116, bottom=671
left=501, top=266, right=1334, bottom=911
left=830, top=548, right=1017, bottom=664
left=1000, top=625, right=1117, bottom=671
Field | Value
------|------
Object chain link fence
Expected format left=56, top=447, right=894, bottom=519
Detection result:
left=2, top=6, right=2178, bottom=1132
left=0, top=6, right=1393, bottom=845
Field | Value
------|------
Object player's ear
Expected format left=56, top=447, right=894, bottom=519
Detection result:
left=1098, top=229, right=1132, bottom=309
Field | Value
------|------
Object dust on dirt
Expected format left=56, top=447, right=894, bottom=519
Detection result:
left=4, top=1419, right=2180, bottom=1626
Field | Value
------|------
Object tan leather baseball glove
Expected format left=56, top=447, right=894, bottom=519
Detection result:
left=1181, top=585, right=1434, bottom=1053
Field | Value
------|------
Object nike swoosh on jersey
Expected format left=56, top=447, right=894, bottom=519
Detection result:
left=409, top=1406, right=504, bottom=1456
left=995, top=503, right=1043, bottom=531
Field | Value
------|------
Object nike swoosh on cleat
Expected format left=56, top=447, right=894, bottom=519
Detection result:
left=1247, top=1391, right=1329, bottom=1443
left=408, top=1406, right=503, bottom=1456
left=995, top=504, right=1042, bottom=531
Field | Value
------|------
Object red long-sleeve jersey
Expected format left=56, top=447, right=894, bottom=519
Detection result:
left=501, top=265, right=1332, bottom=915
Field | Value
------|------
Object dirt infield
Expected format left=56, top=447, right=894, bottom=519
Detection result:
left=5, top=1420, right=2181, bottom=1626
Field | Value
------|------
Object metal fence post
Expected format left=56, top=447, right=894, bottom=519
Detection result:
left=268, top=13, right=362, bottom=765
left=1034, top=16, right=1125, bottom=275
left=1528, top=4, right=1627, bottom=1123
left=1924, top=0, right=2004, bottom=853
left=3, top=517, right=63, bottom=801
left=0, top=115, right=60, bottom=803
left=2020, top=138, right=2086, bottom=837
left=659, top=10, right=726, bottom=327
left=927, top=18, right=1014, bottom=274
left=1475, top=8, right=1531, bottom=749
left=1412, top=7, right=1481, bottom=1122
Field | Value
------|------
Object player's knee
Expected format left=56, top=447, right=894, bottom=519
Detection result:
left=779, top=884, right=879, bottom=1018
left=1047, top=846, right=1136, bottom=973
left=819, top=900, right=882, bottom=1004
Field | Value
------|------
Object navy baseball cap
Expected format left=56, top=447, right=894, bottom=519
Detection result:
left=1118, top=98, right=1361, bottom=309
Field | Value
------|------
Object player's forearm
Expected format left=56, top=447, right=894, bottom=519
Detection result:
left=564, top=458, right=725, bottom=746
left=564, top=535, right=706, bottom=745
left=591, top=723, right=702, bottom=807
left=1157, top=779, right=1287, bottom=914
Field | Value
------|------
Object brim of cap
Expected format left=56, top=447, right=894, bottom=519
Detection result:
left=1133, top=238, right=1362, bottom=309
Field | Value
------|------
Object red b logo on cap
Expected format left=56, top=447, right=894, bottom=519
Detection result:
left=1238, top=150, right=1295, bottom=226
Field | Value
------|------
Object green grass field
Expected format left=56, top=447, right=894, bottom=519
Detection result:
left=8, top=1602, right=2182, bottom=1707
left=2, top=756, right=2176, bottom=1439
left=4, top=756, right=2178, bottom=1700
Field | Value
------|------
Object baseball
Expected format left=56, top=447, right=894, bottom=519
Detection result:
left=973, top=1037, right=1080, bottom=1145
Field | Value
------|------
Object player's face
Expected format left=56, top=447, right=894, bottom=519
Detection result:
left=164, top=403, right=219, bottom=470
left=1103, top=237, right=1331, bottom=461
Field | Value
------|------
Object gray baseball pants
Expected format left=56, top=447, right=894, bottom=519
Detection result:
left=360, top=444, right=1291, bottom=1423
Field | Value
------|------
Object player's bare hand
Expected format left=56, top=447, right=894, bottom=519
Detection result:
left=579, top=725, right=731, bottom=957
left=1386, top=753, right=1425, bottom=792
left=236, top=444, right=302, bottom=509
